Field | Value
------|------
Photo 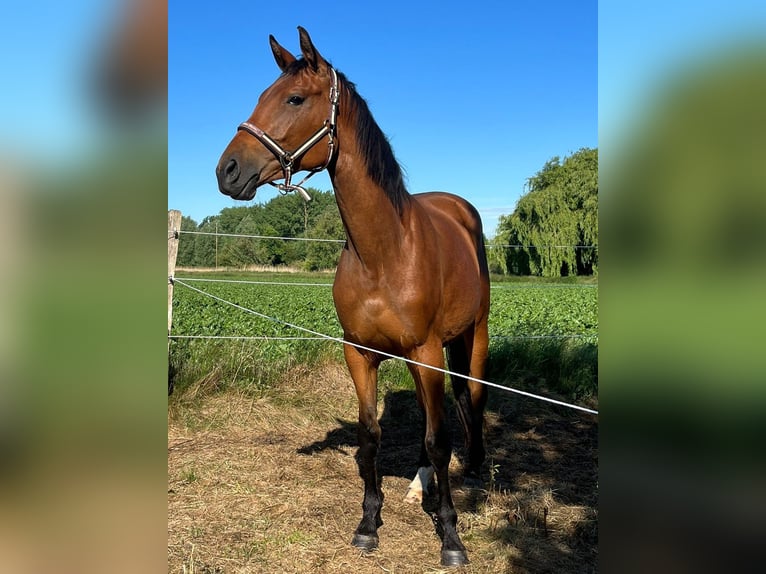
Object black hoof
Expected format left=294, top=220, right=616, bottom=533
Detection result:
left=441, top=549, right=469, bottom=567
left=352, top=532, right=379, bottom=552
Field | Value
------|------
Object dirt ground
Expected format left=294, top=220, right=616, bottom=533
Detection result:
left=168, top=362, right=597, bottom=573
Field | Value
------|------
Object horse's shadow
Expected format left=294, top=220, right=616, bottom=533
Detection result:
left=295, top=419, right=356, bottom=454
left=295, top=388, right=497, bottom=494
left=295, top=383, right=598, bottom=573
left=296, top=389, right=423, bottom=480
left=295, top=384, right=596, bottom=506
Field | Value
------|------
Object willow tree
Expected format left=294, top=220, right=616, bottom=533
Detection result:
left=494, top=148, right=598, bottom=276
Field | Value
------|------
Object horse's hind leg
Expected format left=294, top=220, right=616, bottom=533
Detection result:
left=345, top=345, right=383, bottom=552
left=408, top=342, right=468, bottom=566
left=404, top=382, right=434, bottom=504
left=467, top=320, right=490, bottom=475
left=448, top=329, right=488, bottom=482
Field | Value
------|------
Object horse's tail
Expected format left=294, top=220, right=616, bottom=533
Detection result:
left=446, top=338, right=472, bottom=449
left=447, top=333, right=488, bottom=477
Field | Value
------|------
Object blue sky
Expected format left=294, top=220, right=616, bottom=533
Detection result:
left=5, top=2, right=763, bottom=238
left=168, top=0, right=597, bottom=236
left=0, top=0, right=118, bottom=163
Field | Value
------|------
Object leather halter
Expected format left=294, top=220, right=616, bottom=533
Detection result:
left=237, top=67, right=339, bottom=202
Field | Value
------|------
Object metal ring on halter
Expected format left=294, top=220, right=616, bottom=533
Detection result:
left=236, top=68, right=340, bottom=202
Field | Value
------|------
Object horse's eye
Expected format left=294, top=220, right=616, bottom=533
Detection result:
left=286, top=95, right=305, bottom=106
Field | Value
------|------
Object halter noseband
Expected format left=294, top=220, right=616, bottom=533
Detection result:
left=237, top=67, right=339, bottom=202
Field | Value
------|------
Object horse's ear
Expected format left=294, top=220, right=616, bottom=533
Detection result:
left=270, top=34, right=296, bottom=72
left=297, top=26, right=326, bottom=72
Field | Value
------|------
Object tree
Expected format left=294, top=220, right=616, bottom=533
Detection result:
left=304, top=207, right=344, bottom=270
left=191, top=216, right=218, bottom=267
left=219, top=214, right=271, bottom=267
left=176, top=215, right=198, bottom=266
left=174, top=188, right=346, bottom=269
left=493, top=148, right=598, bottom=276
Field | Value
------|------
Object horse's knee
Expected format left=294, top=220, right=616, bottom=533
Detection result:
left=357, top=402, right=380, bottom=438
left=358, top=418, right=380, bottom=443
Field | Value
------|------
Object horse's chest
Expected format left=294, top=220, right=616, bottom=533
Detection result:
left=333, top=286, right=430, bottom=352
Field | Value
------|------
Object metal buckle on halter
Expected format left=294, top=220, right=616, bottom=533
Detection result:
left=274, top=160, right=312, bottom=202
left=236, top=68, right=339, bottom=203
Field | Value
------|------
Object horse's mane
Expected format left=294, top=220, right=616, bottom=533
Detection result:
left=284, top=60, right=410, bottom=214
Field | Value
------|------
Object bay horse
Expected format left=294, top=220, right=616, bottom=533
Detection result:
left=216, top=27, right=490, bottom=567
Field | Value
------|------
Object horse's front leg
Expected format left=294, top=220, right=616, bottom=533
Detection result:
left=344, top=345, right=383, bottom=552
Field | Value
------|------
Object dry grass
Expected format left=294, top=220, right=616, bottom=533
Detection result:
left=168, top=361, right=597, bottom=573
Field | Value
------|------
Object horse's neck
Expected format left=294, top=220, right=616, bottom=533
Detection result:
left=329, top=147, right=407, bottom=271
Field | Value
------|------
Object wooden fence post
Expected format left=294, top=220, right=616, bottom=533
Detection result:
left=168, top=210, right=182, bottom=341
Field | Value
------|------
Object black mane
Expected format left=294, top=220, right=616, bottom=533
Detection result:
left=284, top=60, right=410, bottom=214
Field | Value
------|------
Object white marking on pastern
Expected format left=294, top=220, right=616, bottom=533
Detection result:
left=403, top=466, right=434, bottom=504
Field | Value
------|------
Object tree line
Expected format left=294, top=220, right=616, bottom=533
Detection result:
left=176, top=189, right=345, bottom=270
left=176, top=147, right=597, bottom=276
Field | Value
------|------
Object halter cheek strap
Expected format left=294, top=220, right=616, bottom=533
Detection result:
left=237, top=67, right=340, bottom=202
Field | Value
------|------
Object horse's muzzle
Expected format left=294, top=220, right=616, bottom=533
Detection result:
left=216, top=155, right=260, bottom=200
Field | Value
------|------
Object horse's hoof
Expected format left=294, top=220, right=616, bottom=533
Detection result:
left=441, top=549, right=469, bottom=567
left=352, top=533, right=379, bottom=552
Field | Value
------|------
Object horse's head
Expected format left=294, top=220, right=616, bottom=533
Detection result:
left=216, top=27, right=338, bottom=201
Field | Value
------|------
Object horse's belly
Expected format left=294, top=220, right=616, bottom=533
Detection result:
left=441, top=275, right=485, bottom=338
left=334, top=287, right=483, bottom=354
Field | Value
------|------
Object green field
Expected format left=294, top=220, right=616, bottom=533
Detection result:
left=169, top=271, right=598, bottom=402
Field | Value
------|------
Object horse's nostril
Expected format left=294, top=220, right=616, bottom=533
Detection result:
left=224, top=158, right=239, bottom=182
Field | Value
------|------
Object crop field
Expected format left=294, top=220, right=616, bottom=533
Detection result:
left=168, top=271, right=598, bottom=573
left=170, top=271, right=597, bottom=347
left=170, top=271, right=597, bottom=399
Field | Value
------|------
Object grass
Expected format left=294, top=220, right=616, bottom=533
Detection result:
left=168, top=270, right=598, bottom=572
left=168, top=361, right=598, bottom=573
left=489, top=337, right=599, bottom=403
